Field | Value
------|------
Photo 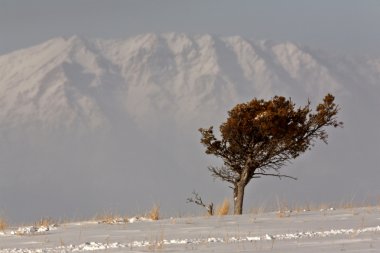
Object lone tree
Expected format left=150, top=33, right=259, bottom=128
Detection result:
left=199, top=94, right=342, bottom=215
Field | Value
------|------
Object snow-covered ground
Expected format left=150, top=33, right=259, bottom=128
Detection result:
left=1, top=207, right=379, bottom=252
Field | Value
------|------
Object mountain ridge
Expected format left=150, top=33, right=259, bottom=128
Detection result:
left=0, top=33, right=379, bottom=134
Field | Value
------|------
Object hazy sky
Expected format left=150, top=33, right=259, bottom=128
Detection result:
left=1, top=0, right=380, bottom=56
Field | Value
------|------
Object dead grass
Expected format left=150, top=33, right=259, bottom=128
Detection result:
left=216, top=199, right=230, bottom=216
left=276, top=197, right=292, bottom=218
left=148, top=204, right=160, bottom=221
left=339, top=201, right=355, bottom=210
left=148, top=230, right=165, bottom=251
left=94, top=212, right=127, bottom=224
left=291, top=202, right=311, bottom=213
left=35, top=217, right=56, bottom=227
left=94, top=205, right=160, bottom=224
left=250, top=203, right=268, bottom=215
left=0, top=217, right=7, bottom=231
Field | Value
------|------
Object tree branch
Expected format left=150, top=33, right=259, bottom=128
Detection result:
left=208, top=166, right=238, bottom=184
left=253, top=172, right=297, bottom=180
left=186, top=191, right=214, bottom=215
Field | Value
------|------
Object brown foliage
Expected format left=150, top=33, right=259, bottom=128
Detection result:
left=0, top=218, right=7, bottom=231
left=148, top=204, right=160, bottom=221
left=216, top=199, right=230, bottom=216
left=199, top=94, right=342, bottom=214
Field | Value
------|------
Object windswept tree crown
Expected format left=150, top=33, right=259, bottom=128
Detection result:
left=200, top=94, right=342, bottom=186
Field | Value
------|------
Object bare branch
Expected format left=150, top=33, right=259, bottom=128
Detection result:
left=208, top=166, right=238, bottom=184
left=253, top=172, right=297, bottom=180
left=186, top=191, right=206, bottom=207
left=186, top=191, right=214, bottom=215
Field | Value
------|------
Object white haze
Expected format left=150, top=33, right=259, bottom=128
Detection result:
left=0, top=33, right=379, bottom=223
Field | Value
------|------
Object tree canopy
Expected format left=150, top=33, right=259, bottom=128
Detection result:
left=199, top=94, right=343, bottom=214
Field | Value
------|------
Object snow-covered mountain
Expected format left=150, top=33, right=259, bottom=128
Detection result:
left=1, top=33, right=378, bottom=134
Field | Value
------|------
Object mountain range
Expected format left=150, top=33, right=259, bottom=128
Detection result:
left=1, top=33, right=379, bottom=134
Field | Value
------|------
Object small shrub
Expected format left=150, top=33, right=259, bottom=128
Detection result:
left=148, top=204, right=160, bottom=221
left=0, top=218, right=7, bottom=231
left=216, top=199, right=230, bottom=216
left=187, top=191, right=214, bottom=216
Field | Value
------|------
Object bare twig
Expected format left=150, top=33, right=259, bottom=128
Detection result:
left=253, top=172, right=297, bottom=180
left=187, top=191, right=214, bottom=215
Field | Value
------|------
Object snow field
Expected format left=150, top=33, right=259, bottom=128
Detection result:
left=1, top=225, right=380, bottom=252
left=0, top=207, right=379, bottom=252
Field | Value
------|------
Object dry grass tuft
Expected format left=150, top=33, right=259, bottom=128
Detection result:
left=250, top=204, right=267, bottom=215
left=148, top=230, right=165, bottom=251
left=94, top=213, right=127, bottom=224
left=148, top=204, right=160, bottom=221
left=216, top=199, right=230, bottom=216
left=35, top=217, right=56, bottom=227
left=276, top=210, right=290, bottom=218
left=0, top=218, right=7, bottom=231
left=340, top=202, right=355, bottom=210
left=276, top=197, right=292, bottom=218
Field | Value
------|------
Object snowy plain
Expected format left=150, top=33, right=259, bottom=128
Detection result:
left=1, top=207, right=379, bottom=252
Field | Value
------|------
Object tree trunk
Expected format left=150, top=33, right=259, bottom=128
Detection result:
left=233, top=165, right=251, bottom=215
left=233, top=182, right=245, bottom=215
